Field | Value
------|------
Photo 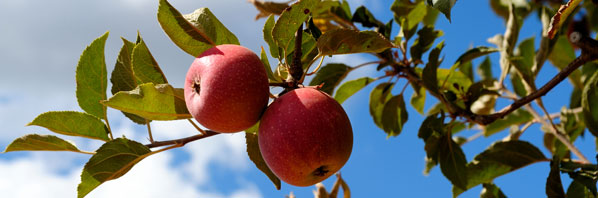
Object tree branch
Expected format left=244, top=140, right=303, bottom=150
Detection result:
left=145, top=130, right=219, bottom=148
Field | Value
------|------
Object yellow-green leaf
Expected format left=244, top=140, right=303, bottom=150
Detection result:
left=102, top=83, right=191, bottom=121
left=132, top=38, right=168, bottom=84
left=111, top=37, right=148, bottom=125
left=4, top=134, right=84, bottom=153
left=157, top=0, right=239, bottom=57
left=28, top=111, right=110, bottom=141
left=272, top=0, right=319, bottom=56
left=547, top=0, right=584, bottom=39
left=334, top=77, right=374, bottom=104
left=76, top=32, right=109, bottom=119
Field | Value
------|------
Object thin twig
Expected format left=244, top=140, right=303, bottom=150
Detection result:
left=306, top=56, right=325, bottom=76
left=187, top=119, right=206, bottom=135
left=145, top=130, right=219, bottom=148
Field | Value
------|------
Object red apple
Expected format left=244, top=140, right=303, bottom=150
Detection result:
left=184, top=44, right=269, bottom=133
left=258, top=88, right=353, bottom=186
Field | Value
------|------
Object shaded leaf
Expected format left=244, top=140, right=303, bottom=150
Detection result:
left=317, top=29, right=394, bottom=56
left=351, top=6, right=384, bottom=28
left=28, top=111, right=109, bottom=141
left=111, top=37, right=147, bottom=125
left=309, top=63, right=351, bottom=95
left=477, top=56, right=494, bottom=81
left=132, top=39, right=168, bottom=84
left=157, top=0, right=239, bottom=57
left=334, top=77, right=374, bottom=104
left=567, top=180, right=597, bottom=198
left=101, top=83, right=191, bottom=121
left=439, top=135, right=468, bottom=190
left=481, top=183, right=507, bottom=198
left=381, top=95, right=409, bottom=137
left=369, top=83, right=395, bottom=129
left=547, top=158, right=566, bottom=198
left=427, top=0, right=457, bottom=22
left=453, top=140, right=547, bottom=196
left=263, top=14, right=281, bottom=59
left=582, top=72, right=598, bottom=137
left=483, top=109, right=533, bottom=137
left=76, top=32, right=109, bottom=119
left=410, top=26, right=444, bottom=62
left=548, top=35, right=582, bottom=88
left=249, top=0, right=289, bottom=20
left=4, top=134, right=82, bottom=153
left=392, top=0, right=427, bottom=41
left=421, top=41, right=444, bottom=95
left=246, top=132, right=281, bottom=190
left=272, top=0, right=319, bottom=56
left=459, top=61, right=474, bottom=82
left=455, top=46, right=499, bottom=64
left=77, top=138, right=151, bottom=198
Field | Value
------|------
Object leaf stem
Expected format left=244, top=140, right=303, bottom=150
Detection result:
left=104, top=113, right=114, bottom=140
left=146, top=122, right=154, bottom=143
left=187, top=119, right=206, bottom=135
left=305, top=56, right=325, bottom=76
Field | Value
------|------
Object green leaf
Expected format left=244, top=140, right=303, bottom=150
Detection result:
left=439, top=134, right=468, bottom=190
left=132, top=38, right=168, bottom=84
left=110, top=38, right=147, bottom=125
left=489, top=0, right=531, bottom=20
left=284, top=32, right=318, bottom=67
left=101, top=83, right=191, bottom=121
left=481, top=183, right=507, bottom=198
left=459, top=61, right=474, bottom=82
left=28, top=111, right=110, bottom=141
left=76, top=32, right=109, bottom=119
left=334, top=77, right=374, bottom=104
left=4, top=134, right=83, bottom=153
left=263, top=14, right=281, bottom=59
left=548, top=35, right=582, bottom=88
left=453, top=140, right=547, bottom=196
left=510, top=72, right=528, bottom=97
left=410, top=26, right=444, bottom=62
left=317, top=29, right=394, bottom=56
left=410, top=84, right=426, bottom=114
left=381, top=95, right=409, bottom=137
left=246, top=132, right=281, bottom=190
left=351, top=6, right=384, bottom=28
left=157, top=0, right=239, bottom=57
left=546, top=158, right=566, bottom=198
left=391, top=0, right=428, bottom=40
left=568, top=172, right=598, bottom=196
left=582, top=72, right=598, bottom=137
left=77, top=138, right=151, bottom=198
left=260, top=46, right=279, bottom=83
left=454, top=47, right=499, bottom=64
left=309, top=63, right=351, bottom=95
left=272, top=0, right=319, bottom=56
left=421, top=41, right=444, bottom=95
left=306, top=17, right=322, bottom=40
left=483, top=109, right=533, bottom=137
left=567, top=180, right=597, bottom=198
left=547, top=0, right=584, bottom=38
left=477, top=56, right=493, bottom=81
left=427, top=0, right=457, bottom=22
left=369, top=83, right=395, bottom=129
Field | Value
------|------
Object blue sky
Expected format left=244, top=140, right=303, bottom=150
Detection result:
left=0, top=0, right=596, bottom=197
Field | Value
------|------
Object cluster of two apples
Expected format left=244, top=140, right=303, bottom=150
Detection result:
left=184, top=44, right=353, bottom=187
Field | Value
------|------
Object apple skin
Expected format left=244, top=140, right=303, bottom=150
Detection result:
left=184, top=44, right=269, bottom=133
left=258, top=88, right=353, bottom=186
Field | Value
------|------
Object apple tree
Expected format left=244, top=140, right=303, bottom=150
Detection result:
left=4, top=0, right=598, bottom=197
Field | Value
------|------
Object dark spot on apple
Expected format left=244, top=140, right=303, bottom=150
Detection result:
left=312, top=165, right=329, bottom=177
left=304, top=9, right=310, bottom=14
left=192, top=77, right=201, bottom=94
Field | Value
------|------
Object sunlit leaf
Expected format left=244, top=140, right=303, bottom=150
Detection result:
left=263, top=14, right=281, bottom=59
left=132, top=38, right=168, bottom=85
left=427, top=0, right=457, bottom=22
left=246, top=132, right=281, bottom=190
left=76, top=32, right=109, bottom=119
left=260, top=47, right=279, bottom=83
left=158, top=0, right=239, bottom=57
left=410, top=84, right=426, bottom=114
left=249, top=0, right=289, bottom=20
left=102, top=83, right=191, bottom=121
left=317, top=29, right=394, bottom=56
left=28, top=111, right=109, bottom=141
left=547, top=0, right=584, bottom=39
left=272, top=0, right=319, bottom=56
left=4, top=134, right=83, bottom=153
left=110, top=37, right=147, bottom=125
left=77, top=138, right=151, bottom=198
left=334, top=77, right=374, bottom=104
